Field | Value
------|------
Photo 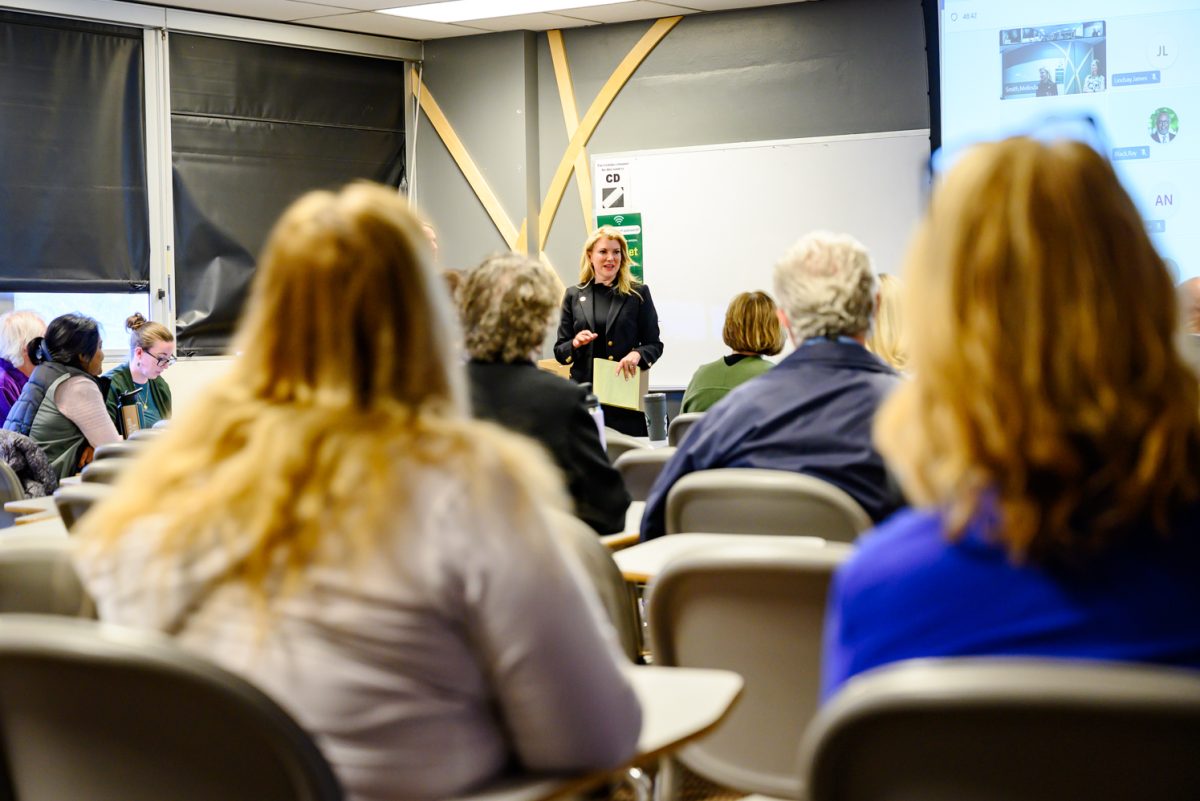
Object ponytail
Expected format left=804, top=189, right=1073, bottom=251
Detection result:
left=26, top=337, right=47, bottom=367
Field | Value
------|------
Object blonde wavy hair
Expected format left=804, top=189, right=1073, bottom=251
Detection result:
left=876, top=137, right=1200, bottom=564
left=865, top=274, right=908, bottom=370
left=723, top=291, right=784, bottom=356
left=78, top=183, right=565, bottom=601
left=578, top=226, right=641, bottom=296
left=461, top=253, right=560, bottom=363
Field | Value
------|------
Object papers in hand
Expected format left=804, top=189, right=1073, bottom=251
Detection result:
left=592, top=358, right=648, bottom=410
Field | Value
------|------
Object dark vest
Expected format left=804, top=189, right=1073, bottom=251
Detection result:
left=2, top=362, right=89, bottom=435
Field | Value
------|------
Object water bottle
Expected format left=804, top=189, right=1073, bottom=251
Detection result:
left=582, top=383, right=606, bottom=450
left=644, top=393, right=668, bottom=441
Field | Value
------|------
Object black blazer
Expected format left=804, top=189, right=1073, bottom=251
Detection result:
left=554, top=281, right=664, bottom=385
left=467, top=360, right=632, bottom=535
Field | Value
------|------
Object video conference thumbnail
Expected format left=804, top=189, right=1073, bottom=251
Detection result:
left=1000, top=20, right=1107, bottom=99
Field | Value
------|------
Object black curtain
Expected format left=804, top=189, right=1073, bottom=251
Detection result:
left=170, top=34, right=406, bottom=354
left=0, top=11, right=148, bottom=292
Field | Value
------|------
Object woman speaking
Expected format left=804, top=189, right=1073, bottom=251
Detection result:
left=554, top=226, right=663, bottom=436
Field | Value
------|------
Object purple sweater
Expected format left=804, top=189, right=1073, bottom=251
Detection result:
left=0, top=359, right=28, bottom=421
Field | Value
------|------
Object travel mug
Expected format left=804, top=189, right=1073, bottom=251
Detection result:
left=644, top=393, right=668, bottom=441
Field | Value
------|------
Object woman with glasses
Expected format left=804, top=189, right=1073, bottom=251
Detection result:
left=73, top=183, right=641, bottom=801
left=821, top=137, right=1200, bottom=700
left=2, top=313, right=120, bottom=478
left=103, top=312, right=174, bottom=431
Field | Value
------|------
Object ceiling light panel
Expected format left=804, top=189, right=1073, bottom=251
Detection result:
left=378, top=0, right=635, bottom=23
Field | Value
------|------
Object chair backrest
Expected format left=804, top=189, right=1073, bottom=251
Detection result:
left=0, top=615, right=343, bottom=801
left=647, top=540, right=853, bottom=798
left=548, top=510, right=640, bottom=662
left=128, top=427, right=165, bottom=442
left=0, top=535, right=93, bottom=617
left=80, top=458, right=135, bottom=485
left=93, top=441, right=145, bottom=461
left=54, top=483, right=114, bottom=531
left=604, top=428, right=647, bottom=463
left=667, top=412, right=704, bottom=447
left=151, top=418, right=171, bottom=430
left=801, top=657, right=1200, bottom=801
left=613, top=447, right=676, bottom=502
left=0, top=461, right=25, bottom=504
left=666, top=468, right=872, bottom=540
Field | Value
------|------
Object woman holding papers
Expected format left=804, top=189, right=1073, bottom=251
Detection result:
left=73, top=183, right=641, bottom=801
left=555, top=226, right=663, bottom=436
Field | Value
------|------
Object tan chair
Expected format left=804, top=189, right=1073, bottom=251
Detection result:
left=647, top=540, right=853, bottom=799
left=80, top=458, right=136, bottom=485
left=614, top=447, right=676, bottom=502
left=128, top=427, right=165, bottom=442
left=667, top=412, right=704, bottom=447
left=605, top=427, right=647, bottom=463
left=0, top=535, right=93, bottom=617
left=93, top=441, right=144, bottom=461
left=801, top=657, right=1200, bottom=801
left=151, top=418, right=172, bottom=429
left=0, top=460, right=25, bottom=503
left=665, top=469, right=872, bottom=541
left=0, top=615, right=343, bottom=801
left=54, top=483, right=114, bottom=531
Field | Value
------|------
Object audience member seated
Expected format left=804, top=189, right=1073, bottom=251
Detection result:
left=0, top=310, right=45, bottom=420
left=461, top=253, right=632, bottom=535
left=2, top=314, right=119, bottom=478
left=72, top=183, right=641, bottom=801
left=640, top=232, right=904, bottom=540
left=103, top=312, right=175, bottom=432
left=680, top=291, right=784, bottom=413
left=822, top=137, right=1200, bottom=700
left=865, top=273, right=908, bottom=372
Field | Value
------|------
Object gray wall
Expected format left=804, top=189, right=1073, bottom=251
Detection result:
left=414, top=0, right=929, bottom=289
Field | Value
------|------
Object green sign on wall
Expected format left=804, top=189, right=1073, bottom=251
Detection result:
left=596, top=212, right=644, bottom=281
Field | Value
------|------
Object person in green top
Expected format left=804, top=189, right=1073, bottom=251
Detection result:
left=681, top=291, right=784, bottom=413
left=104, top=313, right=175, bottom=433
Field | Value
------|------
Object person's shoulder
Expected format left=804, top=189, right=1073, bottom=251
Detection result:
left=836, top=507, right=948, bottom=592
left=101, top=363, right=131, bottom=382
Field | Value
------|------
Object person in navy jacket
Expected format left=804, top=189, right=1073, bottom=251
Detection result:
left=640, top=231, right=904, bottom=540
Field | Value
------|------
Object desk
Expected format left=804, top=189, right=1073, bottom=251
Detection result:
left=614, top=533, right=828, bottom=584
left=0, top=515, right=68, bottom=539
left=450, top=666, right=743, bottom=801
left=4, top=496, right=57, bottom=517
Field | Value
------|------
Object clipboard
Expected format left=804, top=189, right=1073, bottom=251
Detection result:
left=592, top=358, right=649, bottom=411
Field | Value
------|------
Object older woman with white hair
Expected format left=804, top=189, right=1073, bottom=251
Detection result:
left=639, top=231, right=905, bottom=540
left=0, top=310, right=46, bottom=419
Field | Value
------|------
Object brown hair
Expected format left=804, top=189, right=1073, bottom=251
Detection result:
left=875, top=137, right=1200, bottom=564
left=577, top=226, right=641, bottom=296
left=126, top=312, right=173, bottom=360
left=460, top=253, right=560, bottom=363
left=722, top=291, right=784, bottom=355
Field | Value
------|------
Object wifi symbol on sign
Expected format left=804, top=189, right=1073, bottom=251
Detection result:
left=614, top=216, right=624, bottom=224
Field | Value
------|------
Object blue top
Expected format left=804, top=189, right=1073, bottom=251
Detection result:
left=640, top=339, right=903, bottom=539
left=821, top=503, right=1200, bottom=700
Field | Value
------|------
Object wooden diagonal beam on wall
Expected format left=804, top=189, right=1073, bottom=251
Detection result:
left=547, top=29, right=593, bottom=235
left=411, top=66, right=521, bottom=250
left=538, top=16, right=682, bottom=250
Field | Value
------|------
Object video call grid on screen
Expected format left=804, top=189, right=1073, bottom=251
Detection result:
left=940, top=0, right=1199, bottom=283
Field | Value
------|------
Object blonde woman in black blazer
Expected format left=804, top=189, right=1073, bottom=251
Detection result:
left=554, top=226, right=663, bottom=436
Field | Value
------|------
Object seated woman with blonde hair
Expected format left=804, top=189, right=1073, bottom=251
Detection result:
left=681, top=291, right=784, bottom=413
left=822, top=137, right=1200, bottom=698
left=865, top=273, right=908, bottom=371
left=103, top=312, right=175, bottom=431
left=72, top=183, right=640, bottom=800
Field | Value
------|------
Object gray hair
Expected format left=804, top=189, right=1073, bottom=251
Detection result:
left=0, top=310, right=46, bottom=368
left=773, top=231, right=876, bottom=342
left=460, top=253, right=560, bottom=363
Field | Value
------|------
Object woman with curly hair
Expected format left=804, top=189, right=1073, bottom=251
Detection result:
left=822, top=137, right=1200, bottom=698
left=73, top=183, right=640, bottom=800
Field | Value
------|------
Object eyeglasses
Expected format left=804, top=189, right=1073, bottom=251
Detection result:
left=143, top=350, right=176, bottom=368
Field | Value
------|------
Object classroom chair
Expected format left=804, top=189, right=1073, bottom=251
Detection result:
left=54, top=483, right=114, bottom=531
left=614, top=447, right=676, bottom=502
left=666, top=412, right=703, bottom=447
left=0, top=615, right=343, bottom=801
left=800, top=657, right=1200, bottom=801
left=80, top=458, right=136, bottom=485
left=0, top=535, right=93, bottom=617
left=93, top=441, right=145, bottom=461
left=647, top=540, right=853, bottom=800
left=665, top=469, right=872, bottom=541
left=605, top=428, right=648, bottom=463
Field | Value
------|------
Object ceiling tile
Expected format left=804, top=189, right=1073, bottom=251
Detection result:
left=677, top=0, right=808, bottom=10
left=149, top=0, right=355, bottom=21
left=455, top=12, right=597, bottom=31
left=303, top=0, right=456, bottom=10
left=294, top=9, right=487, bottom=37
left=554, top=1, right=700, bottom=24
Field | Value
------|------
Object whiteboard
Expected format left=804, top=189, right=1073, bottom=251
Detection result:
left=592, top=130, right=930, bottom=388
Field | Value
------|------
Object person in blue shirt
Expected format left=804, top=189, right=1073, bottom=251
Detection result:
left=640, top=231, right=904, bottom=540
left=821, top=136, right=1200, bottom=701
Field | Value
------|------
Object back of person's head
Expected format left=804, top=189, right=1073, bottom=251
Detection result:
left=0, top=310, right=46, bottom=369
left=773, top=231, right=876, bottom=342
left=461, top=253, right=559, bottom=363
left=876, top=136, right=1200, bottom=564
left=1178, top=277, right=1200, bottom=335
left=125, top=312, right=173, bottom=359
left=31, top=313, right=101, bottom=370
left=722, top=291, right=784, bottom=356
left=865, top=273, right=908, bottom=370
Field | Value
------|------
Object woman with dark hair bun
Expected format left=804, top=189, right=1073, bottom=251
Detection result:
left=2, top=313, right=120, bottom=477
